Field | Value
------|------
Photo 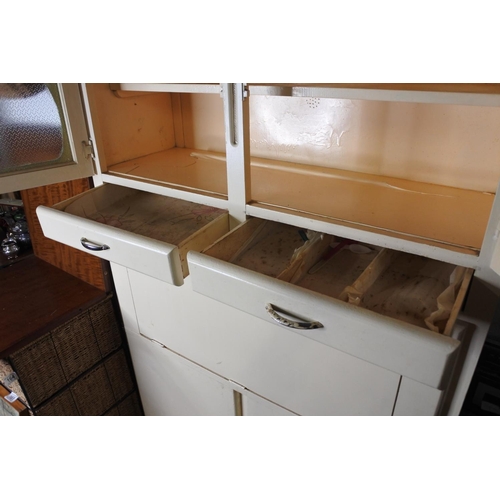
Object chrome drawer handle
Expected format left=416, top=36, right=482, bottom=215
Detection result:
left=265, top=303, right=323, bottom=330
left=80, top=237, right=110, bottom=251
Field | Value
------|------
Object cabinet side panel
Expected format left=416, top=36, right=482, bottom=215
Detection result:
left=87, top=84, right=176, bottom=167
left=393, top=377, right=444, bottom=416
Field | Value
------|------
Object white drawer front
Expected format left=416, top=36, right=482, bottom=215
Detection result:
left=37, top=205, right=184, bottom=285
left=187, top=251, right=461, bottom=389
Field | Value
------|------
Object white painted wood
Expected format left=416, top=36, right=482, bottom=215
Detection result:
left=479, top=179, right=500, bottom=287
left=100, top=173, right=229, bottom=210
left=125, top=330, right=236, bottom=416
left=37, top=204, right=184, bottom=285
left=393, top=378, right=444, bottom=416
left=109, top=263, right=139, bottom=334
left=240, top=391, right=297, bottom=416
left=246, top=204, right=480, bottom=270
left=127, top=271, right=401, bottom=416
left=187, top=251, right=460, bottom=390
left=249, top=85, right=500, bottom=107
left=223, top=83, right=250, bottom=226
left=1, top=84, right=96, bottom=192
left=114, top=83, right=221, bottom=94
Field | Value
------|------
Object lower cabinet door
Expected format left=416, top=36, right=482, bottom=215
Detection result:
left=125, top=331, right=236, bottom=416
left=240, top=390, right=297, bottom=416
left=126, top=270, right=401, bottom=416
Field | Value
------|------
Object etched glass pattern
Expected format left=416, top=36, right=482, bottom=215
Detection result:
left=0, top=84, right=64, bottom=175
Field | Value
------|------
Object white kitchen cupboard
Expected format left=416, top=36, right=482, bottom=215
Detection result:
left=8, top=82, right=500, bottom=415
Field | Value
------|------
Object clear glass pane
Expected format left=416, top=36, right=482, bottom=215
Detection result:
left=0, top=83, right=69, bottom=175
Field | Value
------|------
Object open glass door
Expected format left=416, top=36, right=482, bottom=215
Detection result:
left=0, top=83, right=95, bottom=193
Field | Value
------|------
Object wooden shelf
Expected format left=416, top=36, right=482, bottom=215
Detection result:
left=249, top=157, right=494, bottom=255
left=106, top=147, right=228, bottom=199
left=104, top=147, right=493, bottom=257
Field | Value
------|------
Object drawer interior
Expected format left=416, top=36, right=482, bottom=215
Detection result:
left=56, top=184, right=229, bottom=276
left=204, top=218, right=473, bottom=335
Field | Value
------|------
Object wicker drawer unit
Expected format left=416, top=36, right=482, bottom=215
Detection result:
left=3, top=295, right=143, bottom=416
left=33, top=349, right=140, bottom=416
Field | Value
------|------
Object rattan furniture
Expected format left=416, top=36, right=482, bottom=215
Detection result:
left=0, top=256, right=143, bottom=416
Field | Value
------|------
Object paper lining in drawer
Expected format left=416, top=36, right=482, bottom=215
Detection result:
left=202, top=218, right=472, bottom=336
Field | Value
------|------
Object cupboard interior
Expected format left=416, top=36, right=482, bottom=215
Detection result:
left=86, top=84, right=228, bottom=198
left=204, top=218, right=473, bottom=335
left=248, top=93, right=500, bottom=255
left=55, top=184, right=228, bottom=276
left=87, top=84, right=500, bottom=255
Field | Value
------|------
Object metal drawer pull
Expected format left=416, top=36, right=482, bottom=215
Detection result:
left=80, top=237, right=110, bottom=251
left=265, top=303, right=323, bottom=330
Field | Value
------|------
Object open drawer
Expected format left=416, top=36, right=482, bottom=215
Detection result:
left=187, top=218, right=473, bottom=389
left=37, top=184, right=229, bottom=285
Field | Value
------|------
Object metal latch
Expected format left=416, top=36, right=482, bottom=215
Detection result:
left=219, top=83, right=248, bottom=100
left=83, top=139, right=95, bottom=159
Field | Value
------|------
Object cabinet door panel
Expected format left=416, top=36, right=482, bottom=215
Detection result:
left=125, top=330, right=235, bottom=416
left=1, top=84, right=95, bottom=192
left=241, top=391, right=297, bottom=416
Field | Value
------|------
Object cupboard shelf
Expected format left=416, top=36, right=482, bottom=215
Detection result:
left=100, top=145, right=493, bottom=266
left=249, top=157, right=493, bottom=255
left=105, top=147, right=228, bottom=200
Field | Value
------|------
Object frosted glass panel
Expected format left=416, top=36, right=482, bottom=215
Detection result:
left=0, top=84, right=69, bottom=175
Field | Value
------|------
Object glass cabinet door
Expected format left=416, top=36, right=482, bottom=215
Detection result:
left=0, top=83, right=95, bottom=193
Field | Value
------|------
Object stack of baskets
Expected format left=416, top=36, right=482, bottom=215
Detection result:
left=7, top=296, right=143, bottom=416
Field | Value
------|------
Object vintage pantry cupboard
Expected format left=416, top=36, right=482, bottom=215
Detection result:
left=4, top=83, right=500, bottom=415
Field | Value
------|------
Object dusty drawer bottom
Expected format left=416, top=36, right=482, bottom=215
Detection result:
left=203, top=218, right=473, bottom=336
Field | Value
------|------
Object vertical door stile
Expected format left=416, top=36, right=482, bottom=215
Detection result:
left=80, top=84, right=104, bottom=188
left=223, top=83, right=250, bottom=228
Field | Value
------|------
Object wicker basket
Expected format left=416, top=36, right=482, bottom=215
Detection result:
left=34, top=390, right=80, bottom=416
left=9, top=296, right=122, bottom=409
left=34, top=349, right=142, bottom=416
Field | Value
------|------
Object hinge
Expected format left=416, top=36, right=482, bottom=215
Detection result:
left=83, top=139, right=95, bottom=159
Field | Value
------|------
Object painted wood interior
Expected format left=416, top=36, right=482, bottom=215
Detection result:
left=205, top=218, right=471, bottom=334
left=85, top=85, right=500, bottom=257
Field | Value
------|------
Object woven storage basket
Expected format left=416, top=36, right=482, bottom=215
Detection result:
left=35, top=390, right=79, bottom=416
left=104, top=392, right=143, bottom=416
left=70, top=349, right=134, bottom=416
left=33, top=349, right=140, bottom=416
left=9, top=296, right=123, bottom=410
left=105, top=349, right=135, bottom=401
left=116, top=391, right=143, bottom=416
left=89, top=298, right=122, bottom=357
left=104, top=406, right=120, bottom=416
left=71, top=363, right=116, bottom=416
left=9, top=334, right=67, bottom=408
